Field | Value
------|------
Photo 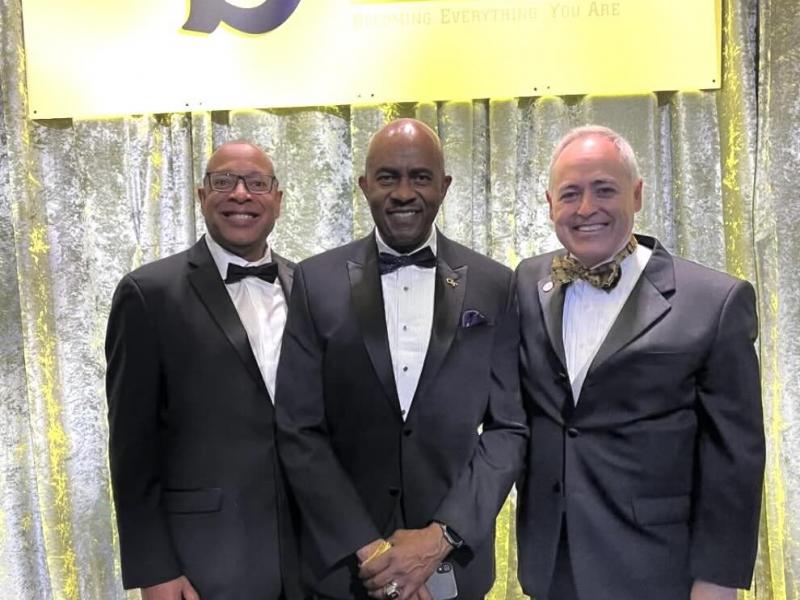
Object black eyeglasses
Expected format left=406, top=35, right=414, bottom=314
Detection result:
left=205, top=171, right=278, bottom=194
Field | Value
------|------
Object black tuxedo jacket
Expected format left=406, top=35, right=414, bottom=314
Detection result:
left=105, top=237, right=302, bottom=600
left=275, top=231, right=528, bottom=599
left=515, top=235, right=764, bottom=600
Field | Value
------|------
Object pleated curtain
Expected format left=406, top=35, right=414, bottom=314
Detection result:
left=1, top=0, right=798, bottom=597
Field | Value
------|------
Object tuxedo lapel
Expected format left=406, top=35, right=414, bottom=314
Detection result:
left=347, top=237, right=401, bottom=416
left=186, top=240, right=265, bottom=390
left=413, top=238, right=467, bottom=405
left=538, top=272, right=568, bottom=371
left=273, top=251, right=294, bottom=298
left=533, top=269, right=571, bottom=421
left=588, top=237, right=675, bottom=375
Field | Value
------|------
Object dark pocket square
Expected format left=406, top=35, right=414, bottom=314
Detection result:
left=461, top=309, right=490, bottom=328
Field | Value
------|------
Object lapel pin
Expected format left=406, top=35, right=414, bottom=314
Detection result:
left=543, top=281, right=554, bottom=292
left=446, top=277, right=458, bottom=288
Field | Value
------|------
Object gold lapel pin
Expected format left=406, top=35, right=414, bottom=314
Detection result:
left=543, top=281, right=554, bottom=292
left=446, top=277, right=458, bottom=288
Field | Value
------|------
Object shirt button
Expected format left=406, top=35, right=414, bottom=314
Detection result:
left=402, top=325, right=408, bottom=331
left=403, top=366, right=408, bottom=372
left=403, top=286, right=409, bottom=291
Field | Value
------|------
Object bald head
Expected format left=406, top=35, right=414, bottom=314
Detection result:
left=198, top=139, right=282, bottom=262
left=365, top=118, right=445, bottom=174
left=206, top=140, right=274, bottom=174
left=548, top=126, right=640, bottom=192
left=359, top=118, right=451, bottom=253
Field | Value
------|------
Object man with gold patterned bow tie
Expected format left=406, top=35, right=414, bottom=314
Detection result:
left=515, top=126, right=764, bottom=600
left=106, top=141, right=302, bottom=600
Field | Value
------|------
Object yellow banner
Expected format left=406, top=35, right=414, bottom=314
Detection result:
left=21, top=0, right=720, bottom=119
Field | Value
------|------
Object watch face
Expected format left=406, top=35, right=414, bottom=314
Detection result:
left=441, top=524, right=463, bottom=548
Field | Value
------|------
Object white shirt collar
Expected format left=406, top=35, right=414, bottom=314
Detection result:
left=374, top=226, right=438, bottom=258
left=204, top=234, right=273, bottom=281
left=563, top=241, right=652, bottom=403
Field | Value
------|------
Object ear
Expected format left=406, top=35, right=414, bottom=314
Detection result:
left=358, top=175, right=368, bottom=195
left=546, top=190, right=554, bottom=220
left=441, top=174, right=452, bottom=196
left=273, top=189, right=283, bottom=219
left=197, top=186, right=207, bottom=204
left=633, top=179, right=643, bottom=212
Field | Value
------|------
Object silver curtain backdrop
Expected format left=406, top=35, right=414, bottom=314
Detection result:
left=1, top=0, right=799, bottom=598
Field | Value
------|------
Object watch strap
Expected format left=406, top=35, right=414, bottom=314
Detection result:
left=434, top=521, right=464, bottom=549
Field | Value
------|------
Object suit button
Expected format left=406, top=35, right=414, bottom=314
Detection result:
left=388, top=487, right=401, bottom=497
left=553, top=481, right=562, bottom=493
left=557, top=371, right=568, bottom=380
left=403, top=429, right=412, bottom=437
left=567, top=428, right=579, bottom=438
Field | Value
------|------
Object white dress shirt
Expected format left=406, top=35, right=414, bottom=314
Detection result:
left=563, top=243, right=652, bottom=403
left=205, top=235, right=288, bottom=402
left=376, top=227, right=437, bottom=420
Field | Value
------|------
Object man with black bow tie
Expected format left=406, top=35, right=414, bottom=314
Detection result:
left=515, top=126, right=765, bottom=600
left=106, top=141, right=301, bottom=600
left=275, top=118, right=527, bottom=600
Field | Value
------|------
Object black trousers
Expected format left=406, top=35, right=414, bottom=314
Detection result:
left=546, top=519, right=579, bottom=600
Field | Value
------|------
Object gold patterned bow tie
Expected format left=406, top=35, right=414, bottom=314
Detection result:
left=550, top=237, right=638, bottom=291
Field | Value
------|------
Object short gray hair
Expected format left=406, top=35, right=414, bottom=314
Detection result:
left=548, top=125, right=640, bottom=191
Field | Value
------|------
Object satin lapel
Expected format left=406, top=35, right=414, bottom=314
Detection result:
left=187, top=240, right=265, bottom=389
left=273, top=251, right=294, bottom=298
left=413, top=253, right=467, bottom=403
left=587, top=238, right=675, bottom=374
left=538, top=276, right=567, bottom=371
left=347, top=242, right=401, bottom=415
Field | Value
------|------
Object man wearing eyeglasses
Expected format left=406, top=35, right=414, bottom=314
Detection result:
left=106, top=141, right=302, bottom=600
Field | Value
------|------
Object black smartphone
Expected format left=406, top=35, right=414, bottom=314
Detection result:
left=425, top=562, right=458, bottom=600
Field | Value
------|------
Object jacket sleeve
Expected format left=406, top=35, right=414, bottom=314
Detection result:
left=689, top=279, right=765, bottom=588
left=431, top=274, right=529, bottom=548
left=105, top=275, right=181, bottom=589
left=275, top=264, right=381, bottom=570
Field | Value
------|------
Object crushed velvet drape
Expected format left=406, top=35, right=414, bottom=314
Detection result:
left=1, top=0, right=798, bottom=597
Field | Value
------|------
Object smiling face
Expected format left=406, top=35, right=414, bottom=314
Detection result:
left=198, top=142, right=282, bottom=261
left=547, top=134, right=642, bottom=267
left=359, top=119, right=451, bottom=253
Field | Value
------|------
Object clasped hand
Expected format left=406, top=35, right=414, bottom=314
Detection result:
left=358, top=524, right=452, bottom=600
left=141, top=575, right=199, bottom=600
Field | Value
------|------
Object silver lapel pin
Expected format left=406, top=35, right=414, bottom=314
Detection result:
left=543, top=281, right=554, bottom=292
left=446, top=277, right=458, bottom=288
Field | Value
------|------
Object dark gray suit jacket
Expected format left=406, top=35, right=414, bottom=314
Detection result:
left=275, top=231, right=528, bottom=599
left=106, top=236, right=302, bottom=600
left=515, top=235, right=764, bottom=600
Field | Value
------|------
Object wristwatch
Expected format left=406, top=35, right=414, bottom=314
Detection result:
left=434, top=521, right=464, bottom=549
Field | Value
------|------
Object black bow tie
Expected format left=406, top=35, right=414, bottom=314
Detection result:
left=378, top=247, right=437, bottom=275
left=225, top=262, right=279, bottom=284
